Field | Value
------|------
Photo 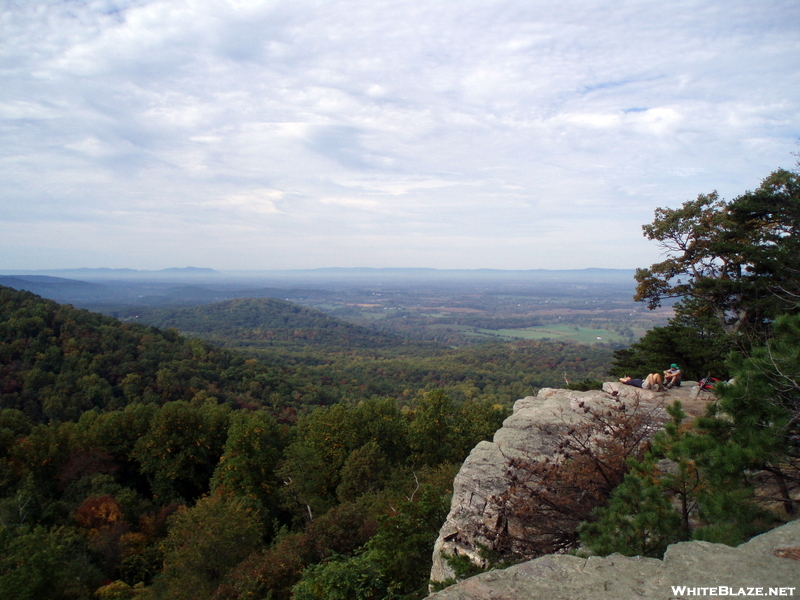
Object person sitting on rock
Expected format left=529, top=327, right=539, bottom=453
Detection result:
left=663, top=364, right=682, bottom=388
left=620, top=373, right=663, bottom=391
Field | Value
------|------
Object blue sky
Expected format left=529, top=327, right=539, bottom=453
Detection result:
left=2, top=0, right=799, bottom=271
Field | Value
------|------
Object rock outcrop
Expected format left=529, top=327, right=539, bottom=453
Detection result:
left=425, top=518, right=800, bottom=599
left=430, top=383, right=714, bottom=586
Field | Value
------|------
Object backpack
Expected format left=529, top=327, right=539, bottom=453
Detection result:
left=699, top=375, right=720, bottom=390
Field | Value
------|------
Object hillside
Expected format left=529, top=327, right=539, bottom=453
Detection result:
left=0, top=286, right=302, bottom=421
left=123, top=297, right=428, bottom=351
left=119, top=296, right=617, bottom=405
left=0, top=285, right=616, bottom=424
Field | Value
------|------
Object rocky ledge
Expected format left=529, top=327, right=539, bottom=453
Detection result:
left=429, top=382, right=715, bottom=586
left=425, top=518, right=800, bottom=599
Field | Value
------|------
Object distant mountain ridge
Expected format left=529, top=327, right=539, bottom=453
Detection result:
left=0, top=266, right=219, bottom=281
left=2, top=267, right=635, bottom=281
left=0, top=275, right=113, bottom=304
left=0, top=268, right=639, bottom=315
left=0, top=275, right=333, bottom=308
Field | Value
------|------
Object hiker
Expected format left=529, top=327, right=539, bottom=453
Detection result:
left=664, top=364, right=682, bottom=388
left=620, top=373, right=663, bottom=391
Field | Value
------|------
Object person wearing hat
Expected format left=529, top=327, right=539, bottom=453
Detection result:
left=664, top=363, right=682, bottom=388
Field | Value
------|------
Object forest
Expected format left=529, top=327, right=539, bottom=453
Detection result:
left=0, top=284, right=610, bottom=599
left=1, top=167, right=799, bottom=599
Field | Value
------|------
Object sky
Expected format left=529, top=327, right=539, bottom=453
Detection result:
left=2, top=0, right=799, bottom=271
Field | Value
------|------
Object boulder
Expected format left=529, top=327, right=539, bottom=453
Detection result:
left=429, top=384, right=716, bottom=586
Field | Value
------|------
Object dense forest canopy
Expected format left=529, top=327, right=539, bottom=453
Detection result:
left=0, top=284, right=615, bottom=599
left=0, top=287, right=294, bottom=422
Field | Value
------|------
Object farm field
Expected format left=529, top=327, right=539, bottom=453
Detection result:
left=457, top=324, right=630, bottom=344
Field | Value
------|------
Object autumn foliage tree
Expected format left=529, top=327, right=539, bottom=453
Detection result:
left=132, top=400, right=230, bottom=503
left=151, top=493, right=264, bottom=600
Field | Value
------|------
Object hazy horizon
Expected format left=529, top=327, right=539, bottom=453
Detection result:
left=1, top=265, right=637, bottom=276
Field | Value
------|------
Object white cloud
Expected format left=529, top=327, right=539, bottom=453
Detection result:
left=1, top=0, right=798, bottom=270
left=219, top=189, right=283, bottom=214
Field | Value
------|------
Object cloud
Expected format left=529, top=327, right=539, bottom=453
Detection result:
left=219, top=189, right=283, bottom=214
left=1, top=0, right=799, bottom=270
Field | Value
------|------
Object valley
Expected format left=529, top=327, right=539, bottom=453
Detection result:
left=0, top=267, right=672, bottom=348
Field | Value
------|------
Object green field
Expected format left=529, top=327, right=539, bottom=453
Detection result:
left=464, top=324, right=628, bottom=344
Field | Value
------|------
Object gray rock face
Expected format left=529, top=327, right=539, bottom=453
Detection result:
left=430, top=384, right=714, bottom=586
left=425, top=518, right=800, bottom=599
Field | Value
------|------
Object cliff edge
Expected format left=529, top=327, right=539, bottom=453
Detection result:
left=429, top=382, right=715, bottom=586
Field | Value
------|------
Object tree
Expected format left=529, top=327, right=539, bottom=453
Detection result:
left=406, top=391, right=457, bottom=467
left=215, top=500, right=380, bottom=600
left=703, top=313, right=800, bottom=516
left=634, top=169, right=800, bottom=341
left=608, top=313, right=732, bottom=380
left=291, top=484, right=451, bottom=600
left=578, top=463, right=682, bottom=558
left=132, top=400, right=230, bottom=503
left=406, top=391, right=506, bottom=468
left=587, top=170, right=800, bottom=557
left=0, top=524, right=103, bottom=600
left=210, top=410, right=285, bottom=527
left=583, top=313, right=800, bottom=558
left=336, top=440, right=391, bottom=503
left=279, top=398, right=410, bottom=521
left=580, top=397, right=780, bottom=555
left=150, top=493, right=263, bottom=600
